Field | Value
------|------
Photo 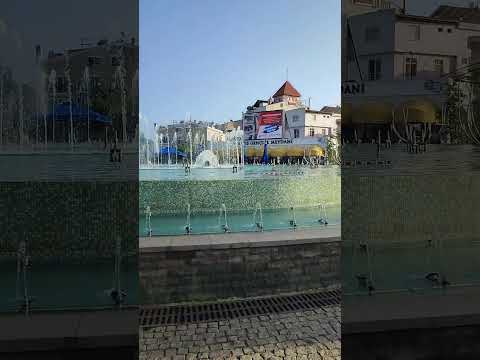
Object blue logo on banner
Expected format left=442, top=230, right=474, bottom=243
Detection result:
left=263, top=125, right=279, bottom=133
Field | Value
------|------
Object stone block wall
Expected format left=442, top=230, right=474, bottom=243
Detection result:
left=139, top=240, right=340, bottom=304
left=0, top=182, right=138, bottom=259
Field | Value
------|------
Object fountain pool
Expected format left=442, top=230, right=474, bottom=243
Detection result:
left=139, top=165, right=340, bottom=236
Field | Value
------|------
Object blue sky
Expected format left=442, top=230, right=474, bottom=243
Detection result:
left=140, top=0, right=341, bottom=134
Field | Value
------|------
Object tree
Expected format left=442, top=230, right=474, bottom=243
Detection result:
left=326, top=136, right=341, bottom=165
left=445, top=78, right=468, bottom=144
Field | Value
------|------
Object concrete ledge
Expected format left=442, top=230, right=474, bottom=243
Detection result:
left=139, top=225, right=341, bottom=252
left=0, top=308, right=138, bottom=353
left=343, top=286, right=480, bottom=334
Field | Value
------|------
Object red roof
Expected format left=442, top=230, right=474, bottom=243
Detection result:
left=272, top=81, right=301, bottom=98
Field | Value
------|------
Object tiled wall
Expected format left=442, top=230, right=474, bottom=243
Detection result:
left=342, top=174, right=480, bottom=243
left=140, top=173, right=341, bottom=215
left=0, top=182, right=138, bottom=259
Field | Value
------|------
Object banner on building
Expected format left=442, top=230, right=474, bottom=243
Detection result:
left=257, top=111, right=283, bottom=139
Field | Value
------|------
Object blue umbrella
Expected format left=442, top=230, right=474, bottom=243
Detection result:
left=159, top=146, right=186, bottom=157
left=262, top=143, right=268, bottom=164
left=46, top=102, right=112, bottom=124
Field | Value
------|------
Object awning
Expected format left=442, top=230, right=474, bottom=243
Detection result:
left=342, top=103, right=353, bottom=125
left=395, top=100, right=440, bottom=123
left=352, top=102, right=393, bottom=124
left=245, top=145, right=325, bottom=158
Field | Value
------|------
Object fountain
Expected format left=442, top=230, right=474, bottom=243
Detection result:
left=16, top=240, right=32, bottom=315
left=18, top=84, right=24, bottom=146
left=159, top=132, right=163, bottom=165
left=318, top=203, right=328, bottom=225
left=195, top=149, right=219, bottom=168
left=219, top=203, right=229, bottom=233
left=114, top=47, right=128, bottom=145
left=167, top=132, right=171, bottom=165
left=194, top=132, right=200, bottom=158
left=185, top=203, right=192, bottom=234
left=289, top=206, right=297, bottom=229
left=41, top=72, right=47, bottom=147
left=83, top=66, right=91, bottom=143
left=131, top=69, right=138, bottom=118
left=145, top=139, right=150, bottom=166
left=253, top=202, right=264, bottom=232
left=110, top=235, right=126, bottom=306
left=0, top=69, right=3, bottom=146
left=145, top=206, right=152, bottom=236
left=173, top=131, right=178, bottom=165
left=188, top=127, right=193, bottom=166
left=153, top=124, right=159, bottom=166
left=65, top=52, right=74, bottom=147
left=49, top=70, right=56, bottom=144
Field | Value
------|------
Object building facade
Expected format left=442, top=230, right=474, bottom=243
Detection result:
left=342, top=0, right=393, bottom=81
left=242, top=81, right=340, bottom=162
left=243, top=81, right=340, bottom=141
left=343, top=5, right=480, bottom=142
left=162, top=120, right=225, bottom=152
left=43, top=37, right=139, bottom=143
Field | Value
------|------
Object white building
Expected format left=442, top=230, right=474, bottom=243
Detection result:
left=164, top=121, right=224, bottom=149
left=242, top=81, right=340, bottom=161
left=342, top=0, right=393, bottom=80
left=285, top=107, right=341, bottom=140
left=242, top=81, right=340, bottom=141
left=346, top=8, right=475, bottom=83
left=343, top=5, right=480, bottom=141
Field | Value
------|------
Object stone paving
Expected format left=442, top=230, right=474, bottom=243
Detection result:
left=140, top=305, right=340, bottom=360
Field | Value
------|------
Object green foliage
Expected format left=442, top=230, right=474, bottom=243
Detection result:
left=445, top=79, right=468, bottom=144
left=326, top=136, right=341, bottom=165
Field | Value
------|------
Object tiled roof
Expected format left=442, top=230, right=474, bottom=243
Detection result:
left=272, top=81, right=301, bottom=98
left=431, top=5, right=480, bottom=24
left=320, top=106, right=341, bottom=114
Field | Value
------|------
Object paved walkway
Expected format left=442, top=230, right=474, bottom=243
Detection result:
left=140, top=305, right=340, bottom=360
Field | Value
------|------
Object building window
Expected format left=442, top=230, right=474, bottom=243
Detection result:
left=292, top=115, right=299, bottom=122
left=447, top=28, right=452, bottom=33
left=111, top=56, right=120, bottom=66
left=407, top=25, right=420, bottom=41
left=368, top=58, right=382, bottom=80
left=309, top=128, right=315, bottom=137
left=88, top=56, right=102, bottom=66
left=462, top=57, right=469, bottom=65
left=365, top=27, right=380, bottom=42
left=322, top=129, right=326, bottom=135
left=328, top=128, right=332, bottom=136
left=438, top=27, right=443, bottom=32
left=294, top=129, right=300, bottom=138
left=434, top=59, right=444, bottom=75
left=405, top=57, right=417, bottom=79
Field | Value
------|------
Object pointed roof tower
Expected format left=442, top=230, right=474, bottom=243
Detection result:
left=272, top=81, right=301, bottom=98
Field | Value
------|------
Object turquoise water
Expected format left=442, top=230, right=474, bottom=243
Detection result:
left=0, top=257, right=138, bottom=313
left=139, top=205, right=340, bottom=236
left=139, top=165, right=341, bottom=236
left=342, top=239, right=480, bottom=295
